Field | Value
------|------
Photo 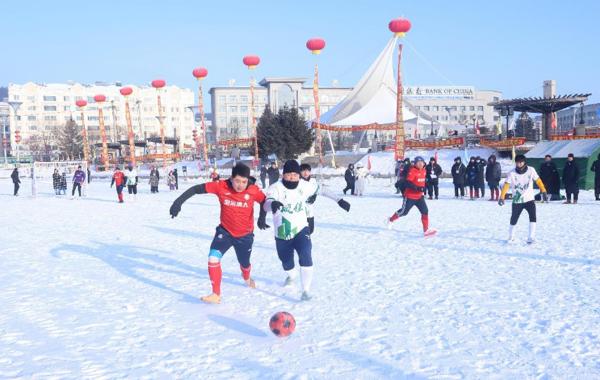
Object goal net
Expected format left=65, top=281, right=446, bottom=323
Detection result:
left=32, top=161, right=88, bottom=197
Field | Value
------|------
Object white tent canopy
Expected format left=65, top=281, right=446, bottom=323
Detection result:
left=317, top=36, right=432, bottom=128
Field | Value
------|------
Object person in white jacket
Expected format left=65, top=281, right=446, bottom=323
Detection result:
left=126, top=165, right=139, bottom=196
left=354, top=164, right=369, bottom=196
left=300, top=163, right=350, bottom=234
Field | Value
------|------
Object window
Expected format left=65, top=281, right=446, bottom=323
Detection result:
left=477, top=106, right=484, bottom=111
left=43, top=96, right=57, bottom=101
left=240, top=106, right=248, bottom=113
left=27, top=106, right=36, bottom=111
left=460, top=106, right=466, bottom=111
left=240, top=95, right=248, bottom=103
left=469, top=106, right=475, bottom=111
left=228, top=95, right=236, bottom=103
left=44, top=115, right=57, bottom=121
left=432, top=106, right=439, bottom=111
left=64, top=106, right=70, bottom=111
left=219, top=95, right=226, bottom=103
left=415, top=106, right=420, bottom=110
left=451, top=106, right=457, bottom=111
left=493, top=97, right=499, bottom=102
left=44, top=105, right=57, bottom=111
left=229, top=106, right=237, bottom=113
left=29, top=125, right=37, bottom=131
left=27, top=96, right=36, bottom=102
left=27, top=116, right=36, bottom=121
left=423, top=106, right=430, bottom=111
left=64, top=96, right=70, bottom=101
left=45, top=125, right=53, bottom=131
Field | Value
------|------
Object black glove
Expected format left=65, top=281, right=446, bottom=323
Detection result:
left=170, top=201, right=182, bottom=218
left=257, top=211, right=270, bottom=230
left=498, top=198, right=505, bottom=206
left=271, top=201, right=283, bottom=213
left=541, top=192, right=548, bottom=202
left=338, top=199, right=350, bottom=212
left=306, top=193, right=317, bottom=204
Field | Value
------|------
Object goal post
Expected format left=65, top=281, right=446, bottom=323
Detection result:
left=32, top=161, right=88, bottom=197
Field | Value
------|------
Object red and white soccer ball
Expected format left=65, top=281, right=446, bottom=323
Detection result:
left=269, top=311, right=296, bottom=337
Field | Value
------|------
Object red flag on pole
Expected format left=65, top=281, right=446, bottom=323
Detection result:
left=475, top=120, right=480, bottom=135
left=367, top=155, right=372, bottom=170
left=551, top=112, right=557, bottom=130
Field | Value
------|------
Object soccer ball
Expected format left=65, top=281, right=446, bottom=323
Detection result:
left=269, top=311, right=296, bottom=337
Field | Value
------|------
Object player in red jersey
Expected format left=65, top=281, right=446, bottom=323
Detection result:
left=169, top=163, right=268, bottom=304
left=110, top=166, right=126, bottom=203
left=387, top=156, right=436, bottom=237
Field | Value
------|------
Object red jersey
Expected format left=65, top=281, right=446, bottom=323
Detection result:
left=404, top=166, right=426, bottom=200
left=113, top=171, right=125, bottom=186
left=204, top=180, right=266, bottom=237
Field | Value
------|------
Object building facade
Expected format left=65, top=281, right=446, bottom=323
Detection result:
left=556, top=102, right=600, bottom=133
left=8, top=82, right=195, bottom=158
left=209, top=80, right=501, bottom=143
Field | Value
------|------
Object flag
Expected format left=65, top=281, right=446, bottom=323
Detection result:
left=475, top=120, right=480, bottom=135
left=511, top=145, right=516, bottom=162
left=495, top=119, right=502, bottom=136
left=367, top=155, right=372, bottom=171
left=551, top=112, right=557, bottom=130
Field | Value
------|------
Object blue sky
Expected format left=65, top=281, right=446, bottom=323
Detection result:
left=2, top=0, right=599, bottom=103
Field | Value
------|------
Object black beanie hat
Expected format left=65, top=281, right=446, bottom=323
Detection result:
left=283, top=160, right=301, bottom=174
left=300, top=163, right=311, bottom=172
left=515, top=154, right=526, bottom=163
left=231, top=163, right=251, bottom=178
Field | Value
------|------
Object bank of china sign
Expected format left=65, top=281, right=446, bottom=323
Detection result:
left=403, top=86, right=474, bottom=98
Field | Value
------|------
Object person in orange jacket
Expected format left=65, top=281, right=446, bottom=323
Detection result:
left=111, top=166, right=126, bottom=203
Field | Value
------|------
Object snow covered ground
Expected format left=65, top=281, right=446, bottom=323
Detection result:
left=1, top=177, right=599, bottom=379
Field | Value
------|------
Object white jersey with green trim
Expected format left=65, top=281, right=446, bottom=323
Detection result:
left=265, top=179, right=318, bottom=240
left=504, top=166, right=539, bottom=204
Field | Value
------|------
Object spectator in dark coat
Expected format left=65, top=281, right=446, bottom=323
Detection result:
left=562, top=153, right=579, bottom=204
left=485, top=154, right=502, bottom=201
left=476, top=157, right=486, bottom=198
left=425, top=157, right=442, bottom=200
left=394, top=158, right=411, bottom=195
left=539, top=154, right=561, bottom=199
left=259, top=164, right=268, bottom=188
left=267, top=162, right=279, bottom=185
left=466, top=157, right=479, bottom=199
left=591, top=153, right=600, bottom=201
left=343, top=163, right=356, bottom=195
left=173, top=168, right=178, bottom=190
left=451, top=157, right=466, bottom=198
left=52, top=169, right=61, bottom=195
left=11, top=168, right=21, bottom=196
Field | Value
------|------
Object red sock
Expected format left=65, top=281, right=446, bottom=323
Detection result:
left=208, top=262, right=222, bottom=295
left=240, top=264, right=251, bottom=280
left=389, top=213, right=400, bottom=222
left=421, top=214, right=429, bottom=232
left=495, top=188, right=500, bottom=200
left=475, top=189, right=480, bottom=198
left=118, top=193, right=123, bottom=202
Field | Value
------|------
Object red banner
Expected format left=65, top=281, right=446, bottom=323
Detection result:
left=134, top=153, right=181, bottom=161
left=480, top=137, right=526, bottom=148
left=217, top=137, right=254, bottom=147
left=404, top=137, right=464, bottom=149
left=312, top=122, right=397, bottom=132
left=550, top=134, right=600, bottom=141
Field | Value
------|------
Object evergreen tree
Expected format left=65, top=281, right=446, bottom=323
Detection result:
left=56, top=118, right=83, bottom=160
left=257, top=106, right=313, bottom=160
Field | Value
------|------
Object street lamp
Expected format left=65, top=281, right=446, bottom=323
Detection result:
left=499, top=106, right=513, bottom=138
left=8, top=101, right=22, bottom=163
left=1, top=114, right=9, bottom=164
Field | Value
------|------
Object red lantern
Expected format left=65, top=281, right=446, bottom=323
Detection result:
left=151, top=79, right=166, bottom=89
left=388, top=18, right=411, bottom=37
left=120, top=87, right=133, bottom=96
left=14, top=130, right=21, bottom=144
left=94, top=94, right=106, bottom=103
left=192, top=67, right=208, bottom=79
left=306, top=38, right=326, bottom=54
left=243, top=55, right=260, bottom=70
left=75, top=99, right=87, bottom=108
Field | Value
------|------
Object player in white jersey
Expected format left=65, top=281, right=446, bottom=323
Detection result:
left=300, top=163, right=350, bottom=234
left=262, top=160, right=319, bottom=301
left=498, top=154, right=547, bottom=244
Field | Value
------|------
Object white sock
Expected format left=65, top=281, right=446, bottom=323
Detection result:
left=508, top=225, right=516, bottom=240
left=528, top=222, right=536, bottom=240
left=300, top=266, right=314, bottom=293
left=285, top=268, right=298, bottom=281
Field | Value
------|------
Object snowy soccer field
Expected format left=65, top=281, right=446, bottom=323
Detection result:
left=1, top=177, right=599, bottom=379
